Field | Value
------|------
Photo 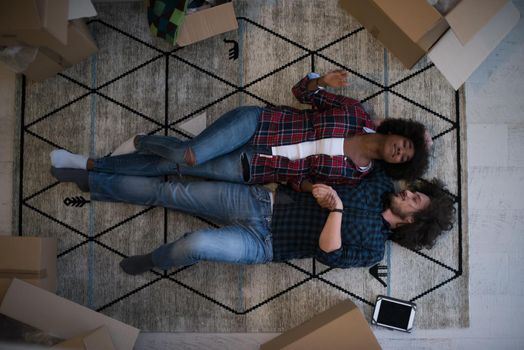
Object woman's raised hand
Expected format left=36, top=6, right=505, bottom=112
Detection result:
left=320, top=70, right=350, bottom=88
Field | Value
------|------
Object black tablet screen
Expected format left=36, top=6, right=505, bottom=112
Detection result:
left=377, top=300, right=412, bottom=329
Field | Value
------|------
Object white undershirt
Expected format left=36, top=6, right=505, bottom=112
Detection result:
left=269, top=127, right=376, bottom=172
left=271, top=138, right=344, bottom=160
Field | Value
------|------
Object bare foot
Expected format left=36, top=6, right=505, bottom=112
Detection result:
left=86, top=158, right=95, bottom=171
left=184, top=147, right=196, bottom=166
left=133, top=135, right=142, bottom=148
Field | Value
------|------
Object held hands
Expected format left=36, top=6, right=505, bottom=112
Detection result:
left=319, top=70, right=349, bottom=88
left=312, top=184, right=343, bottom=210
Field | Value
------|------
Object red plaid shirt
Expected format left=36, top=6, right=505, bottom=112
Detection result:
left=249, top=76, right=376, bottom=191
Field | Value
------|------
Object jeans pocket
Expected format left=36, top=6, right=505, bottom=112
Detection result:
left=249, top=186, right=271, bottom=205
left=260, top=221, right=273, bottom=263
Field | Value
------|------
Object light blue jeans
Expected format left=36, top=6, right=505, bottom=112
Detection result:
left=89, top=172, right=273, bottom=269
left=92, top=106, right=262, bottom=183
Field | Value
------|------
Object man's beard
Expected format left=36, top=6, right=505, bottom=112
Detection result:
left=385, top=193, right=410, bottom=220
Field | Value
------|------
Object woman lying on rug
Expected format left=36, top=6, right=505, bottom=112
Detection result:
left=50, top=70, right=431, bottom=191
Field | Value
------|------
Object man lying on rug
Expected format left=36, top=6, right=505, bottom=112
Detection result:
left=50, top=70, right=430, bottom=192
left=50, top=165, right=455, bottom=271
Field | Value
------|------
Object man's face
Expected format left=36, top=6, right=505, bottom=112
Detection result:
left=389, top=190, right=430, bottom=220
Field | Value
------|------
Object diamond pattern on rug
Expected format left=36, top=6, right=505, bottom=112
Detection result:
left=14, top=1, right=468, bottom=331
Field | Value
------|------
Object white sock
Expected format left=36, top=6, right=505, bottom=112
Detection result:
left=111, top=134, right=144, bottom=156
left=50, top=150, right=88, bottom=169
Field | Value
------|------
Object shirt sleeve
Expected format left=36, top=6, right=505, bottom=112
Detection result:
left=287, top=177, right=304, bottom=192
left=315, top=245, right=384, bottom=268
left=314, top=172, right=365, bottom=188
left=291, top=73, right=363, bottom=111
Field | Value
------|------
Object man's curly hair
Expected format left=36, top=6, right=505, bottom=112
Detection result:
left=390, top=178, right=456, bottom=251
left=376, top=118, right=429, bottom=181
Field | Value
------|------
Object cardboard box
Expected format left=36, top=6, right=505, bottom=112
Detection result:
left=0, top=0, right=69, bottom=46
left=22, top=48, right=68, bottom=81
left=339, top=0, right=519, bottom=85
left=176, top=1, right=238, bottom=46
left=0, top=236, right=57, bottom=301
left=0, top=279, right=140, bottom=350
left=52, top=326, right=116, bottom=350
left=0, top=0, right=98, bottom=81
left=428, top=0, right=520, bottom=89
left=260, top=300, right=382, bottom=350
left=339, top=0, right=448, bottom=69
left=39, top=19, right=98, bottom=67
left=19, top=19, right=98, bottom=81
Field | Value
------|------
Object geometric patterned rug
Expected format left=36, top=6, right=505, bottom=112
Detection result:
left=13, top=0, right=468, bottom=331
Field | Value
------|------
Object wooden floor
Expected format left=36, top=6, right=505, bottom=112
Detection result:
left=0, top=63, right=15, bottom=236
left=1, top=0, right=524, bottom=348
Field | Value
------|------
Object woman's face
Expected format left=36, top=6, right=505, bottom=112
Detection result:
left=383, top=135, right=414, bottom=163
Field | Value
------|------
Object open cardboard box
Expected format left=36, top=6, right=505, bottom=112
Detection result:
left=260, top=300, right=382, bottom=350
left=176, top=1, right=238, bottom=46
left=0, top=279, right=139, bottom=350
left=340, top=0, right=520, bottom=89
left=0, top=0, right=98, bottom=81
left=0, top=236, right=57, bottom=302
left=29, top=18, right=98, bottom=68
left=17, top=19, right=98, bottom=81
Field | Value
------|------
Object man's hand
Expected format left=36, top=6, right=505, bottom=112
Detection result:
left=319, top=70, right=349, bottom=88
left=312, top=184, right=343, bottom=210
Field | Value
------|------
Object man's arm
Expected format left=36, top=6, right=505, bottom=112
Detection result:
left=311, top=184, right=386, bottom=268
left=312, top=184, right=343, bottom=252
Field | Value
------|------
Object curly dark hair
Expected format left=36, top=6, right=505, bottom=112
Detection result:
left=376, top=118, right=429, bottom=181
left=389, top=178, right=456, bottom=251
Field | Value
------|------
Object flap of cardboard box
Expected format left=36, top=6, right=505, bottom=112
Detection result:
left=52, top=326, right=116, bottom=350
left=373, top=0, right=444, bottom=43
left=0, top=279, right=140, bottom=350
left=429, top=0, right=520, bottom=90
left=0, top=0, right=43, bottom=31
left=177, top=2, right=238, bottom=46
left=446, top=0, right=509, bottom=45
left=338, top=0, right=449, bottom=67
left=0, top=275, right=57, bottom=305
left=83, top=326, right=116, bottom=350
left=0, top=269, right=47, bottom=279
left=0, top=237, right=56, bottom=276
left=260, top=300, right=381, bottom=350
left=21, top=48, right=67, bottom=81
left=38, top=18, right=99, bottom=66
left=0, top=0, right=69, bottom=45
left=52, top=335, right=85, bottom=349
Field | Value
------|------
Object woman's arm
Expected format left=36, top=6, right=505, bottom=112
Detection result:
left=307, top=70, right=348, bottom=90
left=292, top=70, right=361, bottom=110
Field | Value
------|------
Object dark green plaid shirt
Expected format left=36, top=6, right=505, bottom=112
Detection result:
left=270, top=166, right=393, bottom=268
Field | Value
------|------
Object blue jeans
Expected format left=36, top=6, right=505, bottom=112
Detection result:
left=89, top=172, right=273, bottom=269
left=92, top=145, right=253, bottom=183
left=92, top=106, right=262, bottom=182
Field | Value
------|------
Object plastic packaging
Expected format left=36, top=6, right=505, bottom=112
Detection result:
left=0, top=46, right=38, bottom=73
